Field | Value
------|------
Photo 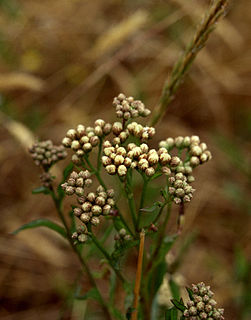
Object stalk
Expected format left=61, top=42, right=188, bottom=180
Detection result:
left=131, top=230, right=145, bottom=320
left=50, top=188, right=112, bottom=320
left=150, top=0, right=229, bottom=126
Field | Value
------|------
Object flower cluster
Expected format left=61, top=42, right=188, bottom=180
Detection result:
left=72, top=225, right=88, bottom=244
left=114, top=228, right=132, bottom=241
left=62, top=120, right=112, bottom=164
left=168, top=173, right=195, bottom=205
left=183, top=282, right=224, bottom=319
left=113, top=93, right=151, bottom=120
left=61, top=170, right=92, bottom=196
left=29, top=140, right=67, bottom=169
left=73, top=186, right=115, bottom=227
left=127, top=122, right=155, bottom=142
left=111, top=122, right=129, bottom=145
left=159, top=135, right=212, bottom=168
left=40, top=172, right=53, bottom=188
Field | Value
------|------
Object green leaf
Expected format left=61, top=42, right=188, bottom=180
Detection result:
left=74, top=287, right=101, bottom=303
left=32, top=186, right=51, bottom=195
left=169, top=279, right=180, bottom=300
left=165, top=307, right=178, bottom=320
left=186, top=287, right=194, bottom=300
left=139, top=202, right=162, bottom=228
left=171, top=299, right=185, bottom=312
left=12, top=219, right=67, bottom=238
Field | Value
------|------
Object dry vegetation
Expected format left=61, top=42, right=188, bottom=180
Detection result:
left=0, top=0, right=250, bottom=319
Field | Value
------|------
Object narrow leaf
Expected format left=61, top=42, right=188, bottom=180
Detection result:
left=171, top=299, right=186, bottom=312
left=32, top=186, right=50, bottom=195
left=12, top=219, right=67, bottom=238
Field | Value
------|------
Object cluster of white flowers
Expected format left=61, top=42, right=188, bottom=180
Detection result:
left=127, top=122, right=155, bottom=142
left=114, top=228, right=132, bottom=241
left=113, top=93, right=151, bottom=120
left=73, top=186, right=115, bottom=233
left=168, top=173, right=195, bottom=205
left=61, top=170, right=92, bottom=196
left=183, top=282, right=224, bottom=319
left=29, top=140, right=67, bottom=169
left=62, top=120, right=112, bottom=164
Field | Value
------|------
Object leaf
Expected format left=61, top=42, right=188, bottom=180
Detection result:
left=139, top=202, right=163, bottom=228
left=171, top=299, right=185, bottom=312
left=169, top=279, right=180, bottom=300
left=165, top=307, right=178, bottom=320
left=186, top=287, right=194, bottom=301
left=12, top=219, right=67, bottom=238
left=109, top=271, right=117, bottom=304
left=32, top=186, right=51, bottom=195
left=74, top=287, right=102, bottom=303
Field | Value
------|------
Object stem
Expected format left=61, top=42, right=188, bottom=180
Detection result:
left=136, top=176, right=149, bottom=231
left=50, top=188, right=112, bottom=320
left=131, top=230, right=145, bottom=320
left=151, top=201, right=167, bottom=225
left=150, top=0, right=228, bottom=126
left=125, top=169, right=137, bottom=230
left=97, top=137, right=103, bottom=173
left=89, top=232, right=127, bottom=286
left=145, top=201, right=172, bottom=273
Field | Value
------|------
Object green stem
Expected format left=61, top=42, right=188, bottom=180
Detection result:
left=151, top=201, right=167, bottom=226
left=137, top=175, right=149, bottom=231
left=97, top=137, right=103, bottom=173
left=89, top=232, right=128, bottom=286
left=126, top=169, right=137, bottom=231
left=50, top=188, right=112, bottom=320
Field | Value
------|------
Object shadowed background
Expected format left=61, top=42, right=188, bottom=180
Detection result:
left=0, top=0, right=250, bottom=319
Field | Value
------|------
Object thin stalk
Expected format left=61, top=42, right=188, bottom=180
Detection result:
left=89, top=233, right=127, bottom=286
left=126, top=170, right=137, bottom=230
left=150, top=0, right=229, bottom=126
left=136, top=175, right=149, bottom=231
left=50, top=188, right=112, bottom=320
left=131, top=230, right=145, bottom=320
left=151, top=201, right=167, bottom=225
left=97, top=137, right=103, bottom=172
left=145, top=201, right=172, bottom=273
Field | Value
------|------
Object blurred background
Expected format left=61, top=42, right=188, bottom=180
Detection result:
left=0, top=0, right=250, bottom=319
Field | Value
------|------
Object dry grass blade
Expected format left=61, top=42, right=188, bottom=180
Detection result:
left=150, top=0, right=229, bottom=126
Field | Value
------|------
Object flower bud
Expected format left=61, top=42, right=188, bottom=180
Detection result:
left=103, top=204, right=111, bottom=215
left=170, top=156, right=181, bottom=167
left=91, top=216, right=100, bottom=226
left=87, top=192, right=96, bottom=202
left=95, top=196, right=106, bottom=207
left=112, top=122, right=123, bottom=135
left=71, top=140, right=81, bottom=150
left=83, top=143, right=92, bottom=152
left=80, top=213, right=91, bottom=223
left=74, top=207, right=82, bottom=217
left=92, top=205, right=102, bottom=215
left=82, top=201, right=92, bottom=212
left=106, top=164, right=116, bottom=175
left=78, top=234, right=88, bottom=243
left=66, top=129, right=76, bottom=139
left=145, top=167, right=155, bottom=176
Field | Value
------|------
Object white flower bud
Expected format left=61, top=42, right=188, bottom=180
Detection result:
left=117, top=165, right=127, bottom=176
left=90, top=136, right=99, bottom=146
left=107, top=198, right=115, bottom=206
left=106, top=164, right=116, bottom=175
left=187, top=175, right=195, bottom=183
left=112, top=122, right=123, bottom=135
left=114, top=155, right=124, bottom=165
left=110, top=153, right=116, bottom=160
left=183, top=136, right=191, bottom=147
left=113, top=137, right=121, bottom=145
left=66, top=129, right=76, bottom=139
left=124, top=157, right=132, bottom=167
left=104, top=146, right=114, bottom=156
left=190, top=135, right=200, bottom=144
left=166, top=137, right=174, bottom=148
left=92, top=205, right=102, bottom=215
left=95, top=119, right=105, bottom=127
left=159, top=152, right=171, bottom=165
left=83, top=143, right=92, bottom=152
left=94, top=125, right=103, bottom=136
left=76, top=125, right=85, bottom=137
left=91, top=216, right=100, bottom=226
left=103, top=204, right=111, bottom=215
left=62, top=137, right=72, bottom=147
left=138, top=159, right=149, bottom=170
left=162, top=167, right=171, bottom=175
left=191, top=145, right=202, bottom=156
left=102, top=156, right=112, bottom=166
left=87, top=192, right=96, bottom=203
left=72, top=154, right=81, bottom=164
left=71, top=140, right=80, bottom=150
left=82, top=201, right=92, bottom=212
left=78, top=234, right=88, bottom=243
left=73, top=207, right=82, bottom=217
left=175, top=136, right=184, bottom=148
left=148, top=152, right=159, bottom=165
left=143, top=108, right=151, bottom=117
left=119, top=228, right=127, bottom=237
left=85, top=179, right=92, bottom=187
left=174, top=197, right=182, bottom=205
left=190, top=156, right=200, bottom=167
left=80, top=136, right=89, bottom=144
left=95, top=196, right=106, bottom=207
left=65, top=186, right=75, bottom=195
left=176, top=188, right=185, bottom=197
left=117, top=93, right=126, bottom=101
left=80, top=213, right=91, bottom=223
left=159, top=140, right=167, bottom=148
left=103, top=123, right=112, bottom=134
left=75, top=187, right=84, bottom=196
left=119, top=131, right=129, bottom=142
left=140, top=143, right=149, bottom=153
left=116, top=147, right=127, bottom=156
left=200, top=153, right=208, bottom=163
left=145, top=167, right=155, bottom=176
left=133, top=147, right=142, bottom=158
left=170, top=156, right=181, bottom=167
